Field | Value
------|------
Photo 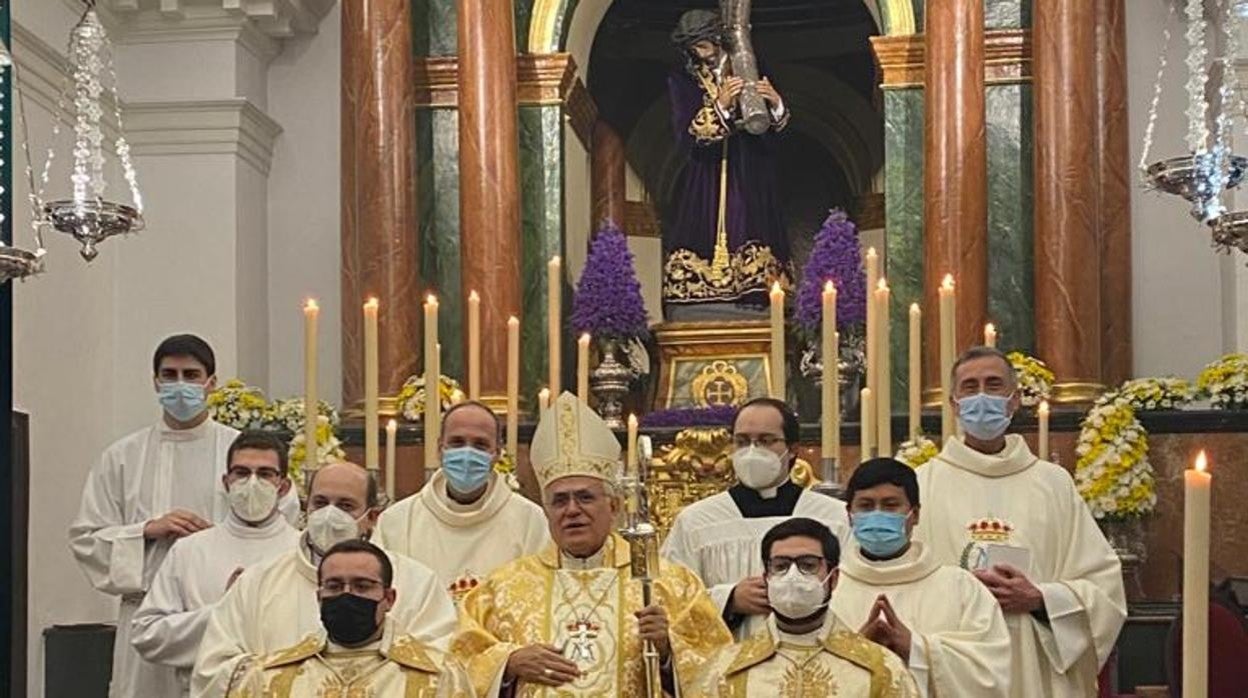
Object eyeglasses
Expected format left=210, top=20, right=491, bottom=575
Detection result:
left=319, top=577, right=384, bottom=596
left=227, top=467, right=283, bottom=483
left=765, top=555, right=826, bottom=576
left=545, top=489, right=603, bottom=509
left=732, top=434, right=785, bottom=450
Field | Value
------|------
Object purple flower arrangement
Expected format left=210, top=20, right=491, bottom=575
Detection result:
left=571, top=222, right=650, bottom=340
left=640, top=404, right=739, bottom=429
left=794, top=209, right=867, bottom=339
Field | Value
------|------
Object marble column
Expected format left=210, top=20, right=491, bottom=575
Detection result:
left=458, top=0, right=522, bottom=405
left=923, top=0, right=988, bottom=396
left=592, top=121, right=626, bottom=231
left=1034, top=0, right=1103, bottom=401
left=341, top=0, right=420, bottom=407
left=1096, top=0, right=1133, bottom=387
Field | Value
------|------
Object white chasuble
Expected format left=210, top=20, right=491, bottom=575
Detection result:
left=832, top=542, right=1011, bottom=697
left=687, top=615, right=920, bottom=698
left=131, top=511, right=300, bottom=695
left=662, top=485, right=849, bottom=639
left=190, top=537, right=458, bottom=698
left=913, top=435, right=1126, bottom=698
left=453, top=532, right=732, bottom=697
left=374, top=470, right=550, bottom=600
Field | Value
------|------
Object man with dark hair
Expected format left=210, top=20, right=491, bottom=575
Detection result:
left=691, top=517, right=918, bottom=696
left=832, top=458, right=1011, bottom=697
left=375, top=400, right=548, bottom=600
left=193, top=461, right=457, bottom=696
left=132, top=431, right=300, bottom=696
left=916, top=347, right=1126, bottom=697
left=70, top=334, right=298, bottom=698
left=224, top=539, right=473, bottom=696
left=662, top=396, right=848, bottom=638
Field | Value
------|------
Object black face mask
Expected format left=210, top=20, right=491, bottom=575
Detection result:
left=320, top=593, right=381, bottom=645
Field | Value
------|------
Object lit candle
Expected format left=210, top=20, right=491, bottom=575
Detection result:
left=303, top=299, right=319, bottom=469
left=363, top=298, right=380, bottom=471
left=506, top=316, right=520, bottom=460
left=577, top=333, right=591, bottom=405
left=939, top=274, right=956, bottom=444
left=548, top=256, right=562, bottom=397
left=1037, top=400, right=1050, bottom=461
left=468, top=290, right=481, bottom=400
left=984, top=322, right=997, bottom=348
left=423, top=295, right=439, bottom=471
left=875, top=279, right=892, bottom=453
left=820, top=281, right=838, bottom=463
left=538, top=388, right=551, bottom=411
left=865, top=248, right=880, bottom=434
left=859, top=387, right=874, bottom=461
left=1183, top=450, right=1211, bottom=698
left=627, top=413, right=639, bottom=476
left=384, top=418, right=397, bottom=502
left=908, top=303, right=921, bottom=440
left=769, top=281, right=785, bottom=399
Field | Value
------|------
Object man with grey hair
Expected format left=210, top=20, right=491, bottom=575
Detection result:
left=912, top=346, right=1125, bottom=697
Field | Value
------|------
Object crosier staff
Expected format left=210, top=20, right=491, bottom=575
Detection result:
left=619, top=435, right=664, bottom=698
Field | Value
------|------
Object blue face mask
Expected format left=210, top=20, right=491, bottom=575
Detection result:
left=158, top=381, right=207, bottom=422
left=441, top=446, right=494, bottom=494
left=956, top=392, right=1013, bottom=441
left=852, top=510, right=910, bottom=558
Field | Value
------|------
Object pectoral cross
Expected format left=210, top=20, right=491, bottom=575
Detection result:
left=565, top=620, right=599, bottom=664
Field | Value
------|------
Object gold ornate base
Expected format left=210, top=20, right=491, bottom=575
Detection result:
left=653, top=320, right=775, bottom=411
left=921, top=386, right=946, bottom=408
left=342, top=396, right=403, bottom=419
left=1049, top=382, right=1107, bottom=405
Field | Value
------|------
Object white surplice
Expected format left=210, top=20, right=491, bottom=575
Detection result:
left=189, top=535, right=458, bottom=698
left=661, top=484, right=850, bottom=639
left=373, top=470, right=550, bottom=598
left=832, top=541, right=1012, bottom=697
left=69, top=418, right=302, bottom=698
left=914, top=435, right=1127, bottom=698
left=131, top=510, right=299, bottom=696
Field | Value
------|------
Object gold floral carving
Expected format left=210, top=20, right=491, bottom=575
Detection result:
left=690, top=361, right=751, bottom=407
left=779, top=661, right=837, bottom=698
left=664, top=242, right=791, bottom=304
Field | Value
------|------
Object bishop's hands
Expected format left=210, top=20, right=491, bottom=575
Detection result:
left=729, top=575, right=771, bottom=616
left=859, top=594, right=913, bottom=663
left=635, top=605, right=672, bottom=661
left=974, top=564, right=1044, bottom=614
left=143, top=508, right=211, bottom=540
left=505, top=644, right=581, bottom=687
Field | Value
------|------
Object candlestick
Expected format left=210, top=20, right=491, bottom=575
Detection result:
left=875, top=279, right=892, bottom=454
left=548, top=256, right=562, bottom=397
left=865, top=247, right=879, bottom=436
left=859, top=387, right=874, bottom=461
left=506, top=316, right=520, bottom=460
left=769, top=281, right=785, bottom=399
left=577, top=333, right=591, bottom=405
left=939, top=274, right=956, bottom=444
left=363, top=298, right=380, bottom=470
left=538, top=388, right=551, bottom=411
left=423, top=295, right=439, bottom=471
left=468, top=290, right=481, bottom=400
left=627, top=413, right=639, bottom=476
left=1183, top=450, right=1211, bottom=698
left=384, top=419, right=397, bottom=502
left=908, top=303, right=921, bottom=440
left=820, top=281, right=838, bottom=463
left=984, top=322, right=997, bottom=348
left=303, top=299, right=319, bottom=471
left=1037, top=401, right=1050, bottom=461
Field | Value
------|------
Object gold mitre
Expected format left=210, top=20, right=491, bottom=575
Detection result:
left=530, top=391, right=622, bottom=491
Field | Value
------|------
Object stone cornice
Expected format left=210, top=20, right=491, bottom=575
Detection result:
left=124, top=99, right=283, bottom=174
left=871, top=29, right=1032, bottom=89
left=414, top=53, right=598, bottom=148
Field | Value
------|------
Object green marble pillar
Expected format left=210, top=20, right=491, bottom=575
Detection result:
left=883, top=88, right=925, bottom=418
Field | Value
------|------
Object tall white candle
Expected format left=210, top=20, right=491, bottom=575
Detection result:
left=939, top=275, right=956, bottom=444
left=303, top=299, right=319, bottom=470
left=363, top=298, right=380, bottom=471
left=506, top=316, right=520, bottom=460
left=865, top=247, right=879, bottom=436
left=423, top=295, right=439, bottom=471
left=577, top=333, right=591, bottom=405
left=1037, top=400, right=1050, bottom=461
left=859, top=387, right=874, bottom=461
left=769, top=281, right=785, bottom=399
left=820, top=281, right=838, bottom=463
left=1183, top=450, right=1211, bottom=698
left=548, top=256, right=562, bottom=397
left=908, top=303, right=921, bottom=440
left=875, top=279, right=892, bottom=454
left=468, top=291, right=481, bottom=400
left=627, top=413, right=639, bottom=475
left=384, top=419, right=397, bottom=502
left=984, top=322, right=997, bottom=348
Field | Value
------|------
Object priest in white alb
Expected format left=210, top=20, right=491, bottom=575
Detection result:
left=914, top=347, right=1126, bottom=697
left=190, top=461, right=457, bottom=697
left=130, top=431, right=301, bottom=696
left=832, top=457, right=1011, bottom=697
left=452, top=391, right=732, bottom=697
left=69, top=335, right=299, bottom=698
left=374, top=400, right=549, bottom=600
left=661, top=396, right=849, bottom=638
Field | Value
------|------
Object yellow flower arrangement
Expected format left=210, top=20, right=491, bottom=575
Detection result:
left=396, top=374, right=465, bottom=422
left=1196, top=353, right=1248, bottom=409
left=1111, top=377, right=1196, bottom=411
left=1075, top=395, right=1155, bottom=520
left=287, top=415, right=346, bottom=494
left=1006, top=352, right=1055, bottom=407
left=894, top=435, right=939, bottom=468
left=206, top=379, right=271, bottom=429
left=494, top=448, right=522, bottom=493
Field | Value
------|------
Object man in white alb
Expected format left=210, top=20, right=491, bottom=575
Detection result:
left=374, top=400, right=548, bottom=600
left=131, top=430, right=301, bottom=696
left=69, top=334, right=299, bottom=698
left=832, top=457, right=1011, bottom=697
left=191, top=461, right=457, bottom=697
left=661, top=396, right=849, bottom=638
left=914, top=346, right=1126, bottom=697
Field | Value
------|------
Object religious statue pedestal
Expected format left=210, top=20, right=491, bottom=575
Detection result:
left=652, top=320, right=775, bottom=411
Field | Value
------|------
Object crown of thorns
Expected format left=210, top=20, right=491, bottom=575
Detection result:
left=671, top=10, right=722, bottom=48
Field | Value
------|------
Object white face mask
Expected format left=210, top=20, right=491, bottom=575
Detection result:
left=305, top=505, right=364, bottom=553
left=731, top=446, right=786, bottom=490
left=766, top=565, right=831, bottom=620
left=227, top=475, right=279, bottom=524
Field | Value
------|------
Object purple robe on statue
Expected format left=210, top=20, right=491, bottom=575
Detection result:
left=663, top=63, right=791, bottom=311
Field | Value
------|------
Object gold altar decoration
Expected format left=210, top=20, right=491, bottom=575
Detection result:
left=653, top=321, right=777, bottom=411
